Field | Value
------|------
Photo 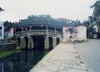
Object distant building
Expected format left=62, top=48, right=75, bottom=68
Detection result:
left=0, top=21, right=14, bottom=39
left=0, top=21, right=4, bottom=39
left=88, top=6, right=100, bottom=38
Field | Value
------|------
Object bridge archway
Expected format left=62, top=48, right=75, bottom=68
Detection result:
left=57, top=38, right=60, bottom=45
left=28, top=36, right=34, bottom=49
left=24, top=37, right=28, bottom=49
left=20, top=38, right=26, bottom=49
left=17, top=38, right=21, bottom=46
left=17, top=37, right=26, bottom=49
left=32, top=35, right=45, bottom=50
left=49, top=37, right=53, bottom=50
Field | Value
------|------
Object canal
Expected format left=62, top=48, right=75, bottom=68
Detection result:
left=0, top=49, right=50, bottom=72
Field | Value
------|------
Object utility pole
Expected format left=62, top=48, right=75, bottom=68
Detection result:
left=0, top=7, right=4, bottom=21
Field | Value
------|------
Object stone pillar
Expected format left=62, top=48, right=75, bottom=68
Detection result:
left=14, top=27, right=16, bottom=35
left=54, top=27, right=56, bottom=33
left=30, top=26, right=32, bottom=32
left=56, top=37, right=60, bottom=45
left=21, top=28, right=23, bottom=33
left=20, top=37, right=26, bottom=49
left=46, top=26, right=48, bottom=35
left=28, top=36, right=34, bottom=49
left=59, top=37, right=62, bottom=43
left=53, top=37, right=57, bottom=48
left=44, top=36, right=49, bottom=49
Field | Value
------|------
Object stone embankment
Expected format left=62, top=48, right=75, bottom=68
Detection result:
left=0, top=39, right=16, bottom=51
left=30, top=43, right=88, bottom=72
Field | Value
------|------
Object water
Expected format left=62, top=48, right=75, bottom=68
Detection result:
left=0, top=49, right=50, bottom=72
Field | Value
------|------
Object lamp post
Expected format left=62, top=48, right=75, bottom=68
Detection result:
left=0, top=7, right=4, bottom=21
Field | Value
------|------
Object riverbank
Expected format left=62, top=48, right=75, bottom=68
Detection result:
left=0, top=50, right=22, bottom=58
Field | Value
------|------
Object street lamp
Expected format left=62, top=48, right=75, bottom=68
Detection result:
left=0, top=7, right=4, bottom=21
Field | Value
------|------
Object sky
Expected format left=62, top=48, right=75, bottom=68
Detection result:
left=0, top=0, right=95, bottom=22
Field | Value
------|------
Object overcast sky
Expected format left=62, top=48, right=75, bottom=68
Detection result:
left=0, top=0, right=95, bottom=22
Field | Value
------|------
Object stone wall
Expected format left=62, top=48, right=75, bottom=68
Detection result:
left=0, top=39, right=16, bottom=51
left=0, top=43, right=16, bottom=51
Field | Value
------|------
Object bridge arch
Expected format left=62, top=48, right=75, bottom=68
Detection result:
left=16, top=34, right=62, bottom=50
left=20, top=37, right=26, bottom=49
left=24, top=36, right=28, bottom=49
left=17, top=36, right=34, bottom=49
left=49, top=37, right=53, bottom=50
left=16, top=37, right=27, bottom=49
left=56, top=38, right=60, bottom=45
left=32, top=35, right=45, bottom=50
left=28, top=36, right=34, bottom=49
left=17, top=38, right=21, bottom=46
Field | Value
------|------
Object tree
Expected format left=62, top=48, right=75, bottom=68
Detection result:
left=82, top=20, right=89, bottom=27
left=90, top=0, right=100, bottom=17
left=0, top=7, right=4, bottom=11
left=27, top=14, right=52, bottom=20
left=56, top=18, right=68, bottom=23
left=38, top=15, right=52, bottom=20
left=90, top=0, right=100, bottom=8
left=90, top=0, right=100, bottom=27
left=27, top=15, right=38, bottom=20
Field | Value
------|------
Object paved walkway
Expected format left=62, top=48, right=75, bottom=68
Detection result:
left=30, top=43, right=88, bottom=72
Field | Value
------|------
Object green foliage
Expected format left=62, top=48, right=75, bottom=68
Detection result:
left=27, top=14, right=52, bottom=20
left=90, top=0, right=100, bottom=18
left=0, top=7, right=4, bottom=11
left=90, top=0, right=100, bottom=8
left=56, top=18, right=68, bottom=23
left=83, top=21, right=89, bottom=24
left=0, top=50, right=22, bottom=58
left=26, top=14, right=77, bottom=26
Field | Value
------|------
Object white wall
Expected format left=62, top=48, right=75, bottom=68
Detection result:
left=0, top=21, right=4, bottom=39
left=63, top=27, right=70, bottom=39
left=63, top=26, right=87, bottom=41
left=75, top=26, right=87, bottom=41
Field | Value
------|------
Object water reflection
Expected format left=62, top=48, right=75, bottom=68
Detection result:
left=0, top=49, right=50, bottom=72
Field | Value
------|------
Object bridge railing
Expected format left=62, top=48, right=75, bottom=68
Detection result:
left=16, top=30, right=62, bottom=37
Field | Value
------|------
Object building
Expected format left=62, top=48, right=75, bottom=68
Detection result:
left=0, top=21, right=4, bottom=39
left=63, top=22, right=87, bottom=42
